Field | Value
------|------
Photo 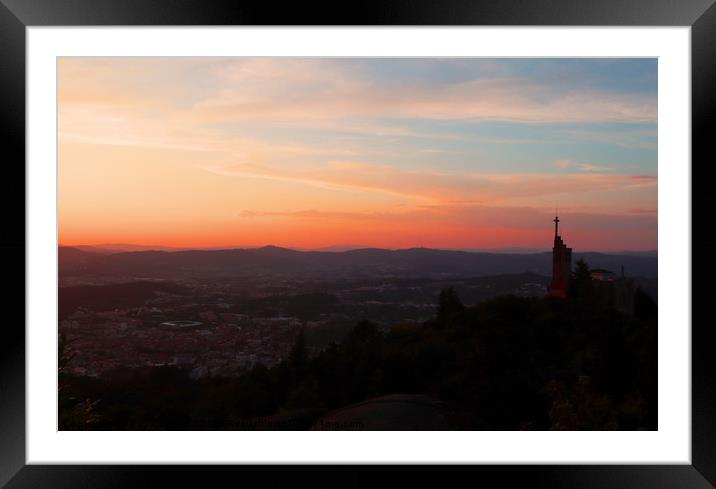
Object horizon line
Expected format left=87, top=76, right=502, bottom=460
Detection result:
left=58, top=243, right=658, bottom=254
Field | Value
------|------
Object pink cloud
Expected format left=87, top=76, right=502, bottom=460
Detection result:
left=203, top=159, right=656, bottom=207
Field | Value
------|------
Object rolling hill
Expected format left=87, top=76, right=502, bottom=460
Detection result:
left=59, top=245, right=658, bottom=280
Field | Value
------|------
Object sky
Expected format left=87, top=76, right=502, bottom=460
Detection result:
left=58, top=57, right=657, bottom=251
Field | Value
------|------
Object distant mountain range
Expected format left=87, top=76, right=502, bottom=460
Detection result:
left=59, top=245, right=658, bottom=280
left=69, top=244, right=195, bottom=254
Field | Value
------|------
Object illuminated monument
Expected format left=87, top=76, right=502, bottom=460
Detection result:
left=549, top=214, right=572, bottom=298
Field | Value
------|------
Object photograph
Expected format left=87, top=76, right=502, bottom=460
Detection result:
left=57, top=57, right=658, bottom=431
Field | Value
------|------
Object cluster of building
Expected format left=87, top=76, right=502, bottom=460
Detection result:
left=548, top=214, right=637, bottom=313
left=59, top=305, right=310, bottom=378
left=59, top=272, right=548, bottom=378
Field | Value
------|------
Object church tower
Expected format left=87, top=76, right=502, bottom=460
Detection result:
left=549, top=214, right=572, bottom=298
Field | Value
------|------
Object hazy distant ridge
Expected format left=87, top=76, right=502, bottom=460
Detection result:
left=59, top=245, right=657, bottom=279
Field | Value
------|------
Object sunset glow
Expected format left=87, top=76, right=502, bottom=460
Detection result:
left=58, top=58, right=657, bottom=251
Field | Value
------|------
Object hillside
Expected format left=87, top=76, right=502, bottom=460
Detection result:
left=59, top=245, right=658, bottom=280
left=59, top=292, right=658, bottom=430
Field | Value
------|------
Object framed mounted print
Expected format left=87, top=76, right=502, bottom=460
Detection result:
left=1, top=0, right=713, bottom=487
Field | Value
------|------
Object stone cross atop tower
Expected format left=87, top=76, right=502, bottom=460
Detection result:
left=553, top=214, right=560, bottom=237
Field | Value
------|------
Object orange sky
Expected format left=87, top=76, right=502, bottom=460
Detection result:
left=58, top=58, right=658, bottom=251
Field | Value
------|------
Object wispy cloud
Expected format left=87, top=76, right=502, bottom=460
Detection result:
left=203, top=159, right=656, bottom=206
left=58, top=58, right=658, bottom=250
left=577, top=163, right=614, bottom=172
left=192, top=72, right=656, bottom=125
left=60, top=58, right=657, bottom=142
left=238, top=204, right=657, bottom=227
left=554, top=159, right=572, bottom=169
left=554, top=159, right=616, bottom=173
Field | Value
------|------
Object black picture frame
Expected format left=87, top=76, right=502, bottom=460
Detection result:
left=1, top=1, right=713, bottom=487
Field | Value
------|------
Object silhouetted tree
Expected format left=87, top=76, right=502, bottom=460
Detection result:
left=58, top=288, right=657, bottom=431
left=289, top=328, right=308, bottom=376
left=343, top=321, right=385, bottom=399
left=234, top=363, right=279, bottom=417
left=569, top=259, right=593, bottom=303
left=285, top=376, right=323, bottom=410
left=438, top=287, right=465, bottom=319
left=546, top=376, right=619, bottom=430
left=346, top=320, right=382, bottom=346
left=634, top=287, right=657, bottom=321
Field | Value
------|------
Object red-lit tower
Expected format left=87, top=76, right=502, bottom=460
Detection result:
left=549, top=214, right=572, bottom=298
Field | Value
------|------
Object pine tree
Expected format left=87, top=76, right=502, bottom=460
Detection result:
left=438, top=287, right=465, bottom=319
left=569, top=258, right=593, bottom=302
